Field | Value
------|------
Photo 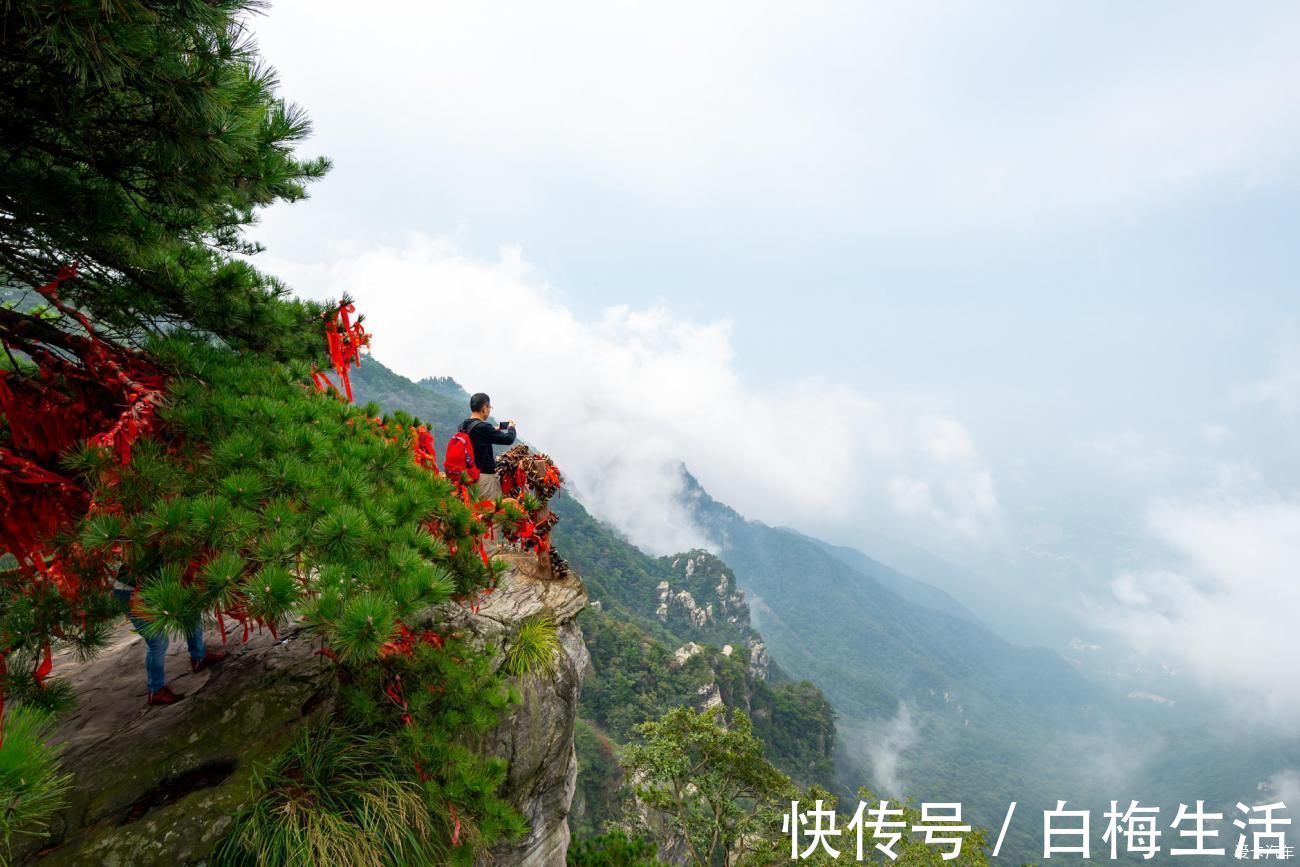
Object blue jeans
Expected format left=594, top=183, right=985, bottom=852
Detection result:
left=113, top=588, right=205, bottom=693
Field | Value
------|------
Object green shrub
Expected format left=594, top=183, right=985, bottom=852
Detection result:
left=503, top=613, right=561, bottom=679
left=567, top=829, right=666, bottom=866
left=0, top=706, right=71, bottom=859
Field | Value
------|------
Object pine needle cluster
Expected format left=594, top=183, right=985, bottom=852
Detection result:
left=0, top=0, right=334, bottom=359
left=219, top=635, right=530, bottom=866
left=0, top=706, right=72, bottom=861
left=66, top=335, right=495, bottom=659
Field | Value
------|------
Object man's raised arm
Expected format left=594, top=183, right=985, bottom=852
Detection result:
left=481, top=422, right=517, bottom=445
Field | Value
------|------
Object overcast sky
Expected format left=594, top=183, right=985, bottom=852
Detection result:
left=247, top=2, right=1300, bottom=724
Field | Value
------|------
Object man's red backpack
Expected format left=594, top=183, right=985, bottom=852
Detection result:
left=443, top=422, right=482, bottom=482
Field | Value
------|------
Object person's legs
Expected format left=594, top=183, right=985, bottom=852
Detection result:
left=188, top=621, right=230, bottom=672
left=185, top=623, right=206, bottom=664
left=114, top=587, right=165, bottom=693
left=472, top=473, right=505, bottom=552
left=476, top=472, right=502, bottom=500
left=115, top=587, right=183, bottom=696
left=142, top=630, right=170, bottom=693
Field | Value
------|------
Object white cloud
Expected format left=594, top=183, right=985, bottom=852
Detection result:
left=842, top=696, right=925, bottom=800
left=1090, top=495, right=1300, bottom=728
left=249, top=1, right=1300, bottom=240
left=889, top=466, right=999, bottom=543
left=918, top=417, right=979, bottom=464
left=1264, top=769, right=1300, bottom=813
left=262, top=235, right=1001, bottom=553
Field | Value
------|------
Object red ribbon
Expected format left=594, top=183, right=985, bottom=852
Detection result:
left=315, top=303, right=370, bottom=403
left=33, top=642, right=53, bottom=687
left=449, top=803, right=462, bottom=846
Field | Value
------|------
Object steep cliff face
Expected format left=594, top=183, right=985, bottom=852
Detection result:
left=19, top=552, right=588, bottom=866
left=456, top=552, right=592, bottom=867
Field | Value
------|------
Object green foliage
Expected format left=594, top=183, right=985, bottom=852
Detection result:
left=213, top=725, right=444, bottom=867
left=590, top=702, right=993, bottom=867
left=502, top=613, right=561, bottom=679
left=577, top=607, right=718, bottom=742
left=0, top=565, right=120, bottom=705
left=333, top=593, right=399, bottom=665
left=344, top=636, right=529, bottom=860
left=219, top=636, right=528, bottom=866
left=0, top=337, right=514, bottom=859
left=72, top=337, right=490, bottom=660
left=0, top=0, right=334, bottom=359
left=572, top=718, right=626, bottom=839
left=621, top=705, right=793, bottom=867
left=0, top=706, right=72, bottom=859
left=576, top=602, right=836, bottom=790
left=567, top=829, right=667, bottom=867
left=134, top=564, right=206, bottom=639
left=100, top=340, right=518, bottom=862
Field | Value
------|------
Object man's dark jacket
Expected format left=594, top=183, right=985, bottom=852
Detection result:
left=458, top=418, right=516, bottom=473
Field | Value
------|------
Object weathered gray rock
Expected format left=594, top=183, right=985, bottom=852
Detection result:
left=17, top=617, right=329, bottom=867
left=440, top=551, right=591, bottom=867
left=18, top=550, right=588, bottom=866
left=745, top=637, right=769, bottom=681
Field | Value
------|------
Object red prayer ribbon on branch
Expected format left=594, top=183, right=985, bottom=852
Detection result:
left=0, top=266, right=167, bottom=745
left=311, top=302, right=370, bottom=402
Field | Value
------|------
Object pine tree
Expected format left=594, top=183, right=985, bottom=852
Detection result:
left=0, top=3, right=541, bottom=860
left=0, top=0, right=333, bottom=358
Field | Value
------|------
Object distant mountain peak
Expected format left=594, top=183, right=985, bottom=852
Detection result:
left=415, top=374, right=470, bottom=401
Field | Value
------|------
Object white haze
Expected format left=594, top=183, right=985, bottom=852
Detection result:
left=263, top=236, right=1003, bottom=556
left=1088, top=494, right=1300, bottom=730
left=846, top=702, right=920, bottom=798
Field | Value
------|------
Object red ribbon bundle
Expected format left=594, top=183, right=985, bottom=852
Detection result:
left=0, top=266, right=167, bottom=744
left=312, top=302, right=370, bottom=402
left=378, top=621, right=446, bottom=658
left=412, top=426, right=438, bottom=470
left=492, top=447, right=566, bottom=564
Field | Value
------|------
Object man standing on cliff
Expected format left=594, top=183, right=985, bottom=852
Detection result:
left=460, top=392, right=517, bottom=500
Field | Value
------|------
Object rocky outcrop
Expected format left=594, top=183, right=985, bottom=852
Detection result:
left=671, top=642, right=704, bottom=667
left=449, top=551, right=591, bottom=867
left=18, top=618, right=330, bottom=866
left=657, top=552, right=768, bottom=682
left=745, top=636, right=770, bottom=681
left=18, top=551, right=588, bottom=866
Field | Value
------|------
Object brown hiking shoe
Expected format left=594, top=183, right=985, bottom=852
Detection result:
left=147, top=686, right=183, bottom=706
left=191, top=650, right=229, bottom=673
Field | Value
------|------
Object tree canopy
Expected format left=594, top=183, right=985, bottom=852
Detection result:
left=0, top=3, right=549, bottom=860
left=1, top=0, right=332, bottom=357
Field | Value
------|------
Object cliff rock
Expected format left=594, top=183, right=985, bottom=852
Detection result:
left=18, top=551, right=588, bottom=866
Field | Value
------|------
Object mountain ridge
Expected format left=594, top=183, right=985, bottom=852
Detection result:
left=349, top=355, right=1300, bottom=866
